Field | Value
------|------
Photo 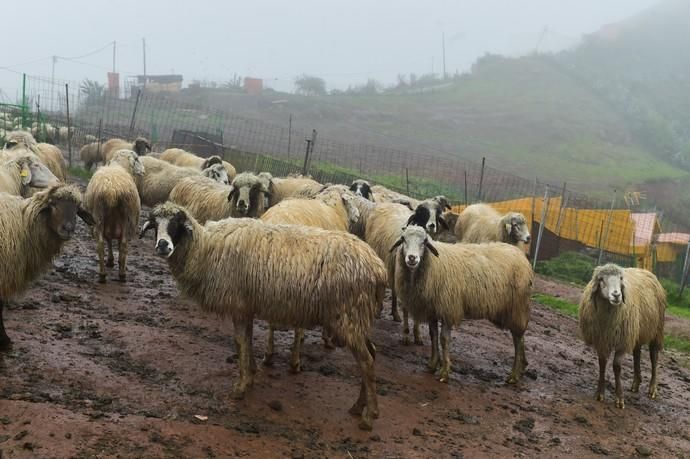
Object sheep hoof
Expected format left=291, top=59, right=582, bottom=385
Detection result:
left=615, top=397, right=625, bottom=409
left=630, top=381, right=640, bottom=393
left=106, top=259, right=115, bottom=268
left=648, top=387, right=657, bottom=400
left=427, top=361, right=440, bottom=373
left=117, top=274, right=127, bottom=283
left=230, top=388, right=246, bottom=400
left=0, top=335, right=12, bottom=351
left=349, top=403, right=364, bottom=416
left=439, top=373, right=450, bottom=384
left=358, top=417, right=373, bottom=431
left=98, top=274, right=107, bottom=284
left=262, top=355, right=274, bottom=367
left=595, top=392, right=605, bottom=402
left=391, top=312, right=402, bottom=323
left=414, top=338, right=424, bottom=346
left=289, top=362, right=301, bottom=374
left=401, top=335, right=412, bottom=346
left=506, top=375, right=519, bottom=385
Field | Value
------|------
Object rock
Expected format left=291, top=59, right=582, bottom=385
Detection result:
left=14, top=431, right=28, bottom=441
left=635, top=446, right=652, bottom=457
left=412, top=428, right=423, bottom=436
left=268, top=400, right=283, bottom=411
left=589, top=443, right=609, bottom=455
left=574, top=415, right=590, bottom=425
left=0, top=417, right=10, bottom=425
left=513, top=417, right=535, bottom=434
left=369, top=434, right=381, bottom=442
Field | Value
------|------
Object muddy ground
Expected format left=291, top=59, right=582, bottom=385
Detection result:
left=1, top=200, right=690, bottom=458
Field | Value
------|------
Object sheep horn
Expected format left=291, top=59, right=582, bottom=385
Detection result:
left=139, top=220, right=157, bottom=239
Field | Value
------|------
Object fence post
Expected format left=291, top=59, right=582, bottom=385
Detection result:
left=678, top=241, right=690, bottom=296
left=597, top=190, right=617, bottom=265
left=554, top=183, right=567, bottom=256
left=65, top=84, right=72, bottom=167
left=476, top=156, right=485, bottom=202
left=405, top=168, right=410, bottom=195
left=287, top=113, right=292, bottom=159
left=463, top=167, right=468, bottom=206
left=532, top=184, right=550, bottom=269
left=302, top=129, right=317, bottom=176
left=530, top=177, right=538, bottom=247
left=128, top=89, right=142, bottom=139
left=21, top=73, right=28, bottom=128
left=35, top=96, right=42, bottom=142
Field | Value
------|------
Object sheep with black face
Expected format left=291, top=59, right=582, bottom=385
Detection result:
left=227, top=172, right=271, bottom=218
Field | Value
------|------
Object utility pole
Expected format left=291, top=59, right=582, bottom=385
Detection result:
left=442, top=32, right=447, bottom=80
left=112, top=41, right=116, bottom=72
left=142, top=38, right=147, bottom=87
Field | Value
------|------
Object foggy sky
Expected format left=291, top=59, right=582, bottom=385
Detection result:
left=0, top=0, right=660, bottom=98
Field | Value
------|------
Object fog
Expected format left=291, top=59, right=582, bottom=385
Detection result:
left=0, top=0, right=659, bottom=97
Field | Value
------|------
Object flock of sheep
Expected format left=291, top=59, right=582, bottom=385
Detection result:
left=0, top=130, right=667, bottom=431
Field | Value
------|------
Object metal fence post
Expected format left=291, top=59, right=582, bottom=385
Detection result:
left=65, top=83, right=72, bottom=167
left=128, top=89, right=142, bottom=139
left=532, top=184, right=550, bottom=269
left=678, top=241, right=690, bottom=296
left=463, top=167, right=468, bottom=206
left=476, top=156, right=485, bottom=202
left=287, top=113, right=292, bottom=159
left=405, top=168, right=410, bottom=195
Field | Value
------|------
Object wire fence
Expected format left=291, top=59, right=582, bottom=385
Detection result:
left=3, top=72, right=690, bottom=286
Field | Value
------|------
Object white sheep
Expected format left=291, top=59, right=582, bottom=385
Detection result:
left=160, top=148, right=236, bottom=181
left=102, top=137, right=151, bottom=163
left=169, top=175, right=233, bottom=224
left=3, top=131, right=67, bottom=181
left=579, top=264, right=666, bottom=409
left=261, top=172, right=323, bottom=207
left=454, top=203, right=531, bottom=249
left=0, top=152, right=59, bottom=196
left=0, top=184, right=95, bottom=349
left=260, top=185, right=361, bottom=371
left=79, top=142, right=102, bottom=171
left=227, top=172, right=271, bottom=218
left=84, top=150, right=145, bottom=283
left=140, top=202, right=386, bottom=430
left=391, top=225, right=533, bottom=384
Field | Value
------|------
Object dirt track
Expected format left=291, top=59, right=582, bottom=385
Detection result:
left=1, top=205, right=690, bottom=458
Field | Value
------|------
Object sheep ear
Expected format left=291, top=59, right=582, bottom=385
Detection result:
left=394, top=199, right=414, bottom=210
left=425, top=240, right=440, bottom=257
left=368, top=191, right=375, bottom=202
left=438, top=215, right=449, bottom=230
left=389, top=237, right=404, bottom=253
left=19, top=162, right=32, bottom=185
left=259, top=183, right=272, bottom=196
left=133, top=159, right=145, bottom=176
left=620, top=280, right=626, bottom=304
left=227, top=186, right=236, bottom=201
left=77, top=207, right=96, bottom=226
left=139, top=219, right=157, bottom=238
left=590, top=277, right=600, bottom=302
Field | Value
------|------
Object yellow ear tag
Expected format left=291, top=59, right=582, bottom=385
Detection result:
left=20, top=170, right=29, bottom=177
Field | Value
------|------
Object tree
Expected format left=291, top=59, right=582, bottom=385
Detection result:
left=79, top=79, right=105, bottom=107
left=294, top=74, right=326, bottom=96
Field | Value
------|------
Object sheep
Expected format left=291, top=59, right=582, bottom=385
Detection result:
left=350, top=196, right=450, bottom=344
left=391, top=225, right=533, bottom=384
left=0, top=152, right=59, bottom=196
left=2, top=131, right=67, bottom=182
left=160, top=148, right=236, bottom=181
left=260, top=172, right=323, bottom=207
left=58, top=126, right=74, bottom=144
left=102, top=137, right=152, bottom=163
left=136, top=156, right=227, bottom=208
left=227, top=172, right=271, bottom=218
left=260, top=185, right=361, bottom=371
left=169, top=175, right=233, bottom=224
left=139, top=202, right=386, bottom=430
left=79, top=141, right=103, bottom=170
left=454, top=203, right=531, bottom=249
left=84, top=134, right=97, bottom=143
left=349, top=179, right=375, bottom=201
left=578, top=264, right=666, bottom=409
left=84, top=150, right=144, bottom=283
left=0, top=184, right=95, bottom=349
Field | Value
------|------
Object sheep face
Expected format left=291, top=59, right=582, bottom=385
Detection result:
left=140, top=205, right=193, bottom=258
left=201, top=155, right=223, bottom=170
left=407, top=201, right=448, bottom=235
left=349, top=180, right=374, bottom=201
left=40, top=186, right=95, bottom=240
left=590, top=264, right=625, bottom=306
left=228, top=173, right=270, bottom=216
left=15, top=155, right=60, bottom=188
left=503, top=213, right=531, bottom=244
left=390, top=225, right=439, bottom=271
left=110, top=150, right=145, bottom=176
left=132, top=138, right=152, bottom=155
left=202, top=164, right=229, bottom=185
left=341, top=193, right=361, bottom=226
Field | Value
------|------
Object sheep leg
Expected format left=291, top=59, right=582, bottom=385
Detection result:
left=248, top=321, right=257, bottom=375
left=439, top=321, right=452, bottom=383
left=613, top=350, right=625, bottom=409
left=401, top=307, right=412, bottom=346
left=648, top=341, right=660, bottom=400
left=106, top=240, right=115, bottom=268
left=595, top=354, right=607, bottom=402
left=391, top=291, right=402, bottom=322
left=263, top=325, right=275, bottom=366
left=631, top=346, right=642, bottom=393
left=427, top=316, right=440, bottom=373
left=117, top=239, right=128, bottom=282
left=289, top=328, right=305, bottom=373
left=230, top=319, right=255, bottom=400
left=413, top=319, right=423, bottom=346
left=322, top=328, right=335, bottom=349
left=349, top=340, right=378, bottom=431
left=0, top=301, right=11, bottom=350
left=507, top=331, right=527, bottom=384
left=96, top=234, right=107, bottom=284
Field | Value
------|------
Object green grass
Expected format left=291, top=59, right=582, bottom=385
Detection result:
left=532, top=293, right=579, bottom=318
left=533, top=293, right=690, bottom=354
left=535, top=252, right=597, bottom=286
left=68, top=166, right=93, bottom=180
